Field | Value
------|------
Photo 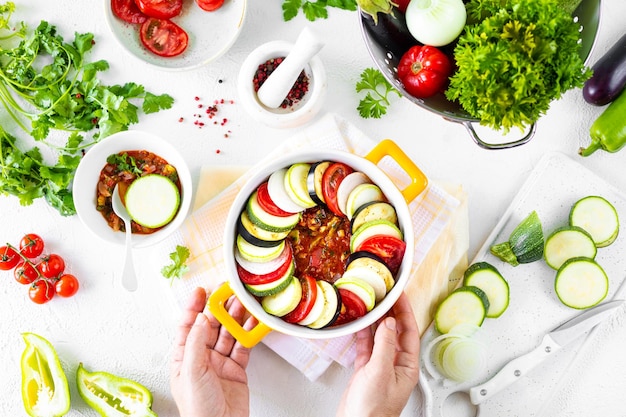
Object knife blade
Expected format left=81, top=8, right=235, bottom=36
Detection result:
left=468, top=299, right=624, bottom=405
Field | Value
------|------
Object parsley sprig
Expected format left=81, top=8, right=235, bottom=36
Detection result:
left=282, top=0, right=357, bottom=21
left=161, top=245, right=191, bottom=284
left=356, top=68, right=401, bottom=119
left=0, top=2, right=174, bottom=215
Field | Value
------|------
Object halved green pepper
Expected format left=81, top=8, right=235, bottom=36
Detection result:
left=21, top=332, right=71, bottom=417
left=579, top=90, right=626, bottom=156
left=76, top=363, right=157, bottom=417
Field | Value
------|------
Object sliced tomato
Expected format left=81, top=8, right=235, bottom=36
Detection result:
left=134, top=0, right=182, bottom=19
left=237, top=246, right=293, bottom=285
left=195, top=0, right=224, bottom=12
left=356, top=234, right=406, bottom=275
left=334, top=288, right=367, bottom=326
left=140, top=18, right=188, bottom=57
left=257, top=182, right=295, bottom=217
left=282, top=275, right=318, bottom=323
left=111, top=0, right=148, bottom=24
left=321, top=163, right=354, bottom=216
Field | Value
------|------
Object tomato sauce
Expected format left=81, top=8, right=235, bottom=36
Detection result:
left=287, top=206, right=351, bottom=284
left=96, top=150, right=181, bottom=234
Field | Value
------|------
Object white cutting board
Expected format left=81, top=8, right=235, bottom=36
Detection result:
left=418, top=151, right=626, bottom=417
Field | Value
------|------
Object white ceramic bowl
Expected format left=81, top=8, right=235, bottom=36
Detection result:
left=237, top=40, right=327, bottom=129
left=73, top=130, right=193, bottom=248
left=209, top=141, right=428, bottom=346
left=103, top=0, right=247, bottom=71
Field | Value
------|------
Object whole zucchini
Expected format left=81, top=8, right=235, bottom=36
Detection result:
left=583, top=33, right=626, bottom=106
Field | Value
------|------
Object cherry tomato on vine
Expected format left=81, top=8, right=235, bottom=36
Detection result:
left=0, top=245, right=20, bottom=270
left=29, top=280, right=55, bottom=304
left=55, top=274, right=80, bottom=298
left=14, top=261, right=39, bottom=285
left=19, top=234, right=45, bottom=259
left=397, top=45, right=452, bottom=98
left=37, top=254, right=65, bottom=279
left=196, top=0, right=224, bottom=12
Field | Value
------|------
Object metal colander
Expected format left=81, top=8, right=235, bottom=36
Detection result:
left=359, top=0, right=601, bottom=149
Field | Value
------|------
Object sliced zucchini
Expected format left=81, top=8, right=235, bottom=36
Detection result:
left=246, top=191, right=301, bottom=233
left=245, top=261, right=295, bottom=297
left=555, top=257, right=608, bottom=309
left=346, top=253, right=394, bottom=293
left=261, top=276, right=302, bottom=317
left=235, top=243, right=292, bottom=276
left=463, top=262, right=509, bottom=318
left=308, top=281, right=341, bottom=329
left=544, top=226, right=597, bottom=270
left=284, top=163, right=317, bottom=209
left=350, top=219, right=403, bottom=252
left=569, top=195, right=620, bottom=248
left=267, top=168, right=306, bottom=213
left=307, top=161, right=331, bottom=205
left=236, top=235, right=285, bottom=263
left=490, top=211, right=544, bottom=267
left=334, top=276, right=376, bottom=311
left=238, top=211, right=289, bottom=247
left=125, top=174, right=181, bottom=228
left=350, top=201, right=398, bottom=234
left=345, top=183, right=385, bottom=220
left=336, top=172, right=371, bottom=217
left=434, top=286, right=490, bottom=334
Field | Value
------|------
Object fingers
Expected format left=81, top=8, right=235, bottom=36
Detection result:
left=390, top=292, right=421, bottom=382
left=171, top=287, right=209, bottom=370
left=368, top=316, right=400, bottom=371
left=182, top=312, right=212, bottom=377
left=353, top=325, right=375, bottom=371
left=230, top=313, right=257, bottom=369
left=213, top=296, right=247, bottom=357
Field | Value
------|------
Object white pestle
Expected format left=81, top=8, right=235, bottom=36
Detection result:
left=256, top=27, right=324, bottom=109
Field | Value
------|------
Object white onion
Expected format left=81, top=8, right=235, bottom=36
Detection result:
left=405, top=0, right=467, bottom=47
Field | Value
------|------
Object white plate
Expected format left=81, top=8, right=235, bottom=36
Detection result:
left=103, top=0, right=247, bottom=71
left=418, top=152, right=626, bottom=417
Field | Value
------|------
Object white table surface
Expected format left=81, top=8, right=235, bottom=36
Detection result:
left=2, top=1, right=626, bottom=416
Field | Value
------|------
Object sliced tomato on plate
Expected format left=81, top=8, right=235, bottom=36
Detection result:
left=283, top=275, right=318, bottom=323
left=257, top=182, right=296, bottom=217
left=321, top=163, right=354, bottom=216
left=111, top=0, right=148, bottom=24
left=140, top=18, right=188, bottom=57
left=334, top=288, right=368, bottom=326
left=356, top=235, right=406, bottom=275
left=135, top=0, right=182, bottom=19
left=196, top=0, right=225, bottom=12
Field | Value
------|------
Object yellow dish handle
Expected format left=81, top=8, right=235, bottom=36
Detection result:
left=207, top=282, right=272, bottom=349
left=364, top=139, right=428, bottom=203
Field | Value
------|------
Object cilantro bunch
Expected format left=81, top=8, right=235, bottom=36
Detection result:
left=282, top=0, right=357, bottom=21
left=445, top=0, right=592, bottom=132
left=0, top=2, right=173, bottom=216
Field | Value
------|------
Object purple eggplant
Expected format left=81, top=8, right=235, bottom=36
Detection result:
left=583, top=33, right=626, bottom=106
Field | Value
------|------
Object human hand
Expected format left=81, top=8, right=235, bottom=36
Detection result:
left=336, top=292, right=421, bottom=417
left=170, top=287, right=256, bottom=417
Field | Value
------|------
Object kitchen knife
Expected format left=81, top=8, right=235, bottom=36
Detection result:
left=468, top=299, right=624, bottom=405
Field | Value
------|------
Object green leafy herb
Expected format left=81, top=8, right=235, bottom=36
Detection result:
left=106, top=153, right=143, bottom=177
left=356, top=68, right=400, bottom=118
left=446, top=0, right=592, bottom=132
left=0, top=2, right=174, bottom=216
left=161, top=245, right=191, bottom=283
left=282, top=0, right=357, bottom=21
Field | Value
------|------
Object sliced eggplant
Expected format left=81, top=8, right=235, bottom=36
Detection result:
left=308, top=281, right=341, bottom=329
left=238, top=211, right=288, bottom=247
left=351, top=201, right=398, bottom=233
left=236, top=235, right=285, bottom=263
left=307, top=161, right=331, bottom=205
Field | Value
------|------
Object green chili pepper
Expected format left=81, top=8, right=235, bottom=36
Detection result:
left=21, top=333, right=71, bottom=417
left=76, top=363, right=158, bottom=417
left=579, top=91, right=626, bottom=156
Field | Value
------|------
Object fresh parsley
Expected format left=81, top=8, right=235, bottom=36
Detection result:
left=446, top=0, right=592, bottom=132
left=356, top=68, right=401, bottom=119
left=0, top=2, right=174, bottom=216
left=282, top=0, right=357, bottom=21
left=161, top=245, right=191, bottom=283
left=106, top=153, right=143, bottom=177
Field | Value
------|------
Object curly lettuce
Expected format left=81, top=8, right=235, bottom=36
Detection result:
left=445, top=0, right=592, bottom=132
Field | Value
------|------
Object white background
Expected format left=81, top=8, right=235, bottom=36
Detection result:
left=1, top=0, right=626, bottom=416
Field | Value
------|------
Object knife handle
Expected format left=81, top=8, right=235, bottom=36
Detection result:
left=469, top=334, right=559, bottom=405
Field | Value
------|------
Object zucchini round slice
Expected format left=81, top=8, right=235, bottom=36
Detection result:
left=434, top=286, right=490, bottom=334
left=555, top=257, right=608, bottom=309
left=569, top=195, right=620, bottom=248
left=463, top=262, right=509, bottom=318
left=544, top=226, right=597, bottom=270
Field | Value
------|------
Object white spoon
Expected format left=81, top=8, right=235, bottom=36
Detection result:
left=111, top=184, right=138, bottom=292
left=256, top=27, right=324, bottom=109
